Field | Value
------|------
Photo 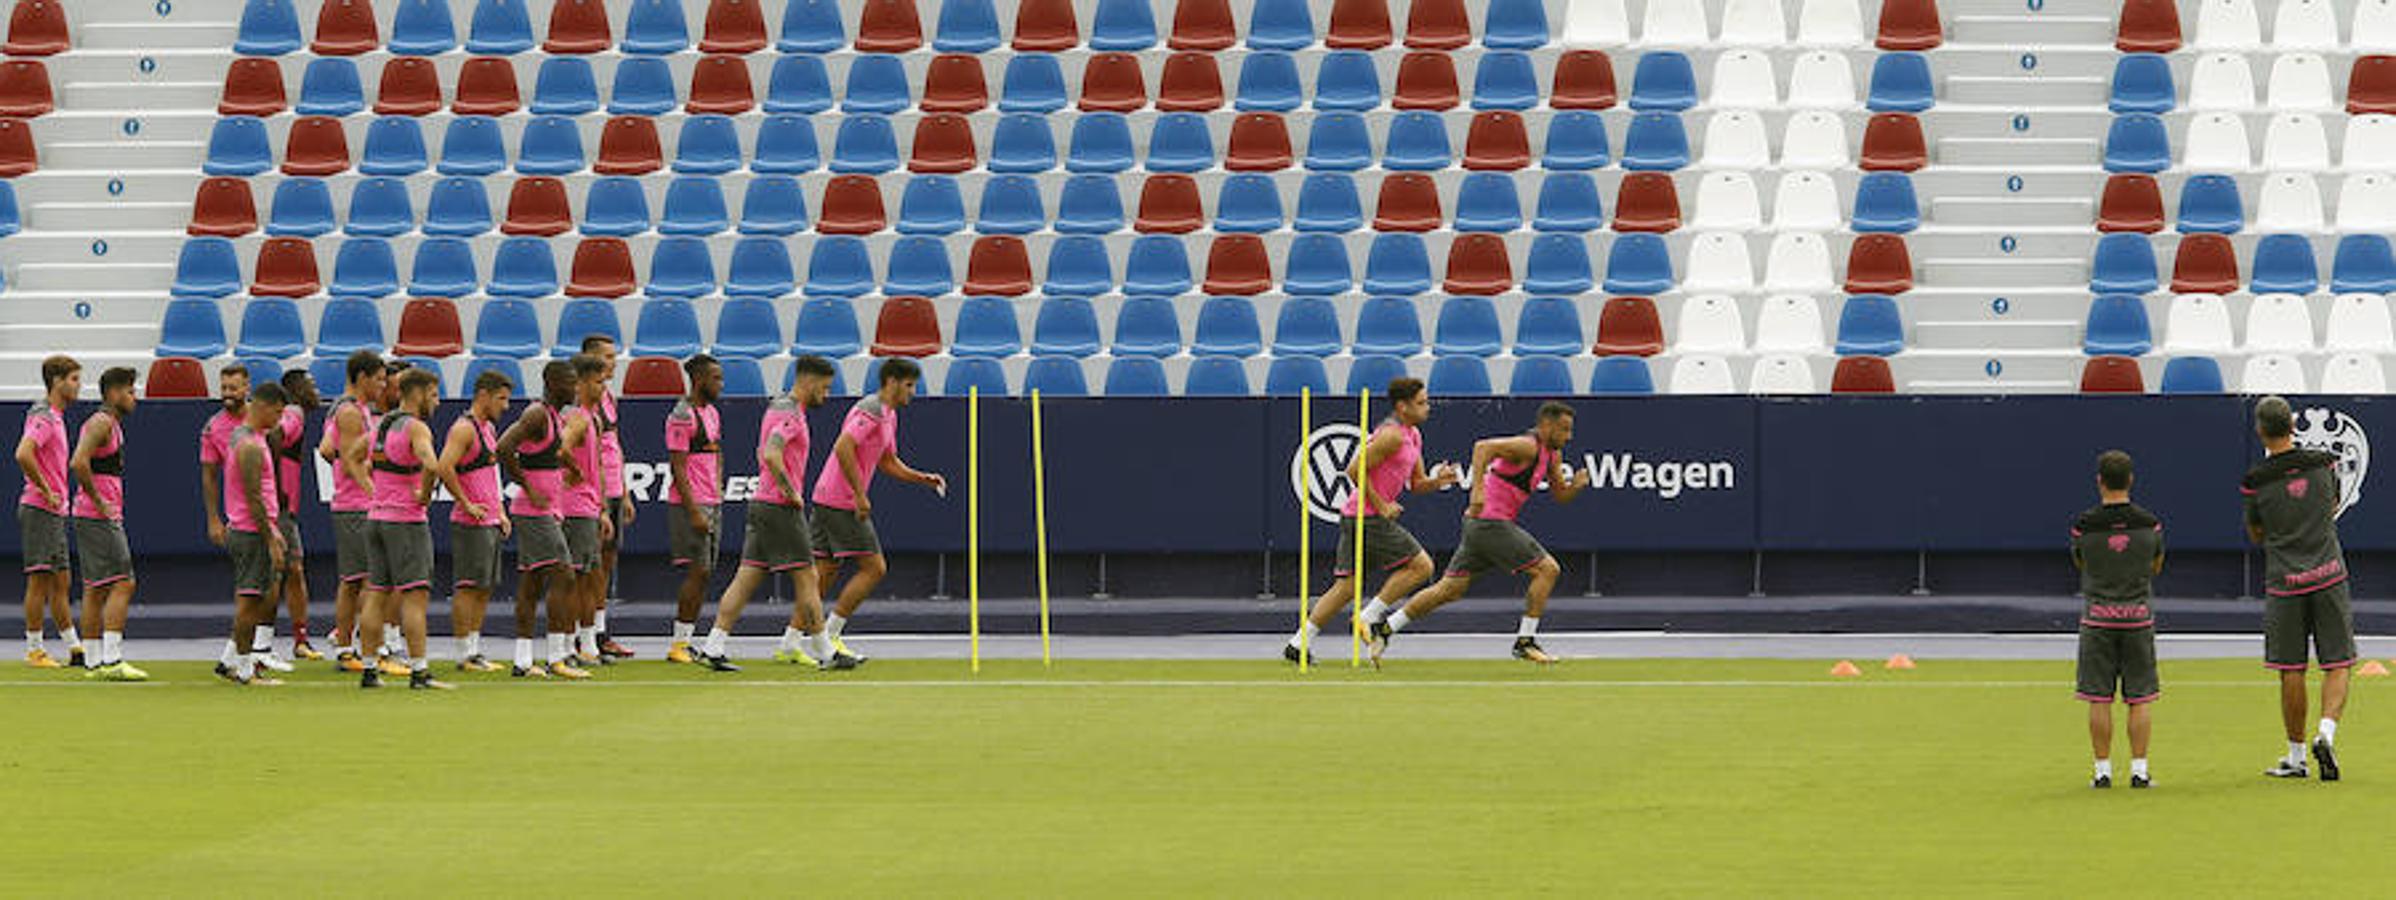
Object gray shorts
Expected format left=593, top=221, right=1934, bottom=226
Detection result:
left=279, top=517, right=305, bottom=567
left=741, top=502, right=814, bottom=572
left=562, top=515, right=601, bottom=573
left=2265, top=581, right=2359, bottom=671
left=810, top=505, right=880, bottom=559
left=71, top=516, right=131, bottom=589
left=604, top=496, right=628, bottom=550
left=1444, top=518, right=1551, bottom=579
left=513, top=514, right=566, bottom=573
left=366, top=519, right=433, bottom=593
left=227, top=528, right=281, bottom=598
left=452, top=523, right=504, bottom=590
left=333, top=510, right=372, bottom=583
left=17, top=505, right=65, bottom=573
left=1333, top=516, right=1426, bottom=578
left=670, top=504, right=721, bottom=571
left=2076, top=626, right=2161, bottom=704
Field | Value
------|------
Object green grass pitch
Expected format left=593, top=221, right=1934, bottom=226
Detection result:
left=0, top=657, right=2385, bottom=894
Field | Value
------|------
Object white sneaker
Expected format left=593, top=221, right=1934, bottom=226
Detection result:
left=254, top=653, right=296, bottom=673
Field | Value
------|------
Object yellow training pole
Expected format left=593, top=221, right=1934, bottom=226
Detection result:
left=968, top=385, right=980, bottom=674
left=1353, top=387, right=1369, bottom=667
left=1297, top=387, right=1311, bottom=673
left=1030, top=389, right=1052, bottom=667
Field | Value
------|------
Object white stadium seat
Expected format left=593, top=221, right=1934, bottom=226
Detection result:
left=2355, top=0, right=2396, bottom=50
left=2241, top=353, right=2310, bottom=392
left=2243, top=293, right=2318, bottom=352
left=1700, top=110, right=1772, bottom=169
left=1770, top=171, right=1844, bottom=231
left=1753, top=295, right=1829, bottom=353
left=1683, top=232, right=1757, bottom=293
left=1795, top=0, right=1865, bottom=45
left=1717, top=0, right=1789, bottom=45
left=2320, top=353, right=2390, bottom=393
left=2186, top=53, right=2257, bottom=110
left=1668, top=355, right=1739, bottom=394
left=2335, top=174, right=2396, bottom=230
left=2273, top=0, right=2341, bottom=49
left=1691, top=171, right=1764, bottom=231
left=1748, top=353, right=1820, bottom=394
left=1762, top=233, right=1835, bottom=293
left=2262, top=113, right=2331, bottom=170
left=1786, top=51, right=1858, bottom=108
left=2195, top=0, right=2264, bottom=48
left=2252, top=173, right=2325, bottom=232
left=2339, top=115, right=2396, bottom=171
left=2264, top=53, right=2334, bottom=112
left=1562, top=0, right=1631, bottom=46
left=2182, top=112, right=2254, bottom=170
left=2163, top=294, right=2236, bottom=353
left=1675, top=294, right=1748, bottom=353
left=1640, top=0, right=1711, bottom=45
left=1779, top=111, right=1851, bottom=169
left=1708, top=51, right=1779, bottom=108
left=2325, top=293, right=2396, bottom=352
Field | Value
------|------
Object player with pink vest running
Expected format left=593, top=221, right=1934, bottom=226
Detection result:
left=1284, top=377, right=1460, bottom=667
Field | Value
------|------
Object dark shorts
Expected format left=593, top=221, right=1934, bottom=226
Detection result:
left=2265, top=582, right=2359, bottom=671
left=1333, top=516, right=1426, bottom=578
left=741, top=501, right=814, bottom=572
left=1444, top=518, right=1551, bottom=578
left=810, top=505, right=880, bottom=559
left=562, top=515, right=601, bottom=573
left=2076, top=626, right=2161, bottom=704
left=365, top=519, right=433, bottom=593
left=227, top=528, right=280, bottom=598
left=17, top=505, right=65, bottom=573
left=453, top=523, right=503, bottom=590
left=670, top=504, right=721, bottom=571
left=513, top=514, right=566, bottom=573
left=279, top=517, right=305, bottom=567
left=332, top=510, right=371, bottom=583
left=71, top=516, right=131, bottom=589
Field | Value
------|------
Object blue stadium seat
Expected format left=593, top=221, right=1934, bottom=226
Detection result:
left=2109, top=54, right=2175, bottom=114
left=2251, top=234, right=2320, bottom=295
left=360, top=117, right=432, bottom=176
left=646, top=237, right=717, bottom=297
left=1123, top=236, right=1194, bottom=296
left=530, top=58, right=600, bottom=115
left=1621, top=112, right=1691, bottom=170
left=1629, top=52, right=1697, bottom=111
left=1590, top=357, right=1655, bottom=394
left=1429, top=356, right=1492, bottom=395
left=830, top=115, right=899, bottom=174
left=752, top=115, right=824, bottom=173
left=551, top=299, right=622, bottom=355
left=1345, top=355, right=1410, bottom=395
left=1247, top=0, right=1315, bottom=49
left=235, top=0, right=304, bottom=55
left=779, top=0, right=847, bottom=52
left=1455, top=172, right=1523, bottom=232
left=1282, top=233, right=1353, bottom=295
left=726, top=237, right=797, bottom=297
left=844, top=54, right=913, bottom=114
left=1295, top=174, right=1364, bottom=231
left=1043, top=236, right=1115, bottom=295
left=621, top=0, right=692, bottom=53
left=423, top=177, right=493, bottom=236
left=780, top=360, right=850, bottom=395
left=881, top=236, right=954, bottom=296
left=1473, top=52, right=1541, bottom=111
left=1353, top=297, right=1425, bottom=356
left=296, top=58, right=365, bottom=116
left=1434, top=296, right=1504, bottom=357
left=1313, top=51, right=1383, bottom=112
left=1509, top=356, right=1574, bottom=393
left=1236, top=52, right=1304, bottom=111
left=1025, top=356, right=1090, bottom=396
left=945, top=358, right=1010, bottom=397
left=238, top=358, right=287, bottom=388
left=1265, top=356, right=1332, bottom=395
left=1215, top=174, right=1283, bottom=233
left=2334, top=234, right=2396, bottom=293
left=400, top=359, right=450, bottom=394
left=711, top=297, right=784, bottom=358
left=1271, top=297, right=1343, bottom=356
left=714, top=357, right=764, bottom=397
left=1303, top=113, right=1375, bottom=171
left=315, top=298, right=387, bottom=356
left=1193, top=297, right=1264, bottom=357
left=2089, top=233, right=2159, bottom=294
left=1543, top=111, right=1613, bottom=170
left=233, top=298, right=306, bottom=359
left=608, top=57, right=678, bottom=115
left=466, top=0, right=536, bottom=54
left=390, top=0, right=459, bottom=54
left=1000, top=54, right=1069, bottom=113
left=764, top=56, right=834, bottom=114
left=1602, top=234, right=1675, bottom=295
left=675, top=115, right=744, bottom=175
left=1146, top=113, right=1216, bottom=173
left=330, top=237, right=400, bottom=297
left=952, top=296, right=1023, bottom=357
left=1092, top=0, right=1158, bottom=48
left=896, top=175, right=966, bottom=234
left=1850, top=173, right=1920, bottom=233
left=1484, top=0, right=1551, bottom=48
left=408, top=237, right=479, bottom=298
left=1111, top=296, right=1185, bottom=357
left=1513, top=297, right=1586, bottom=357
left=1866, top=52, right=1935, bottom=112
left=976, top=175, right=1047, bottom=234
left=791, top=297, right=863, bottom=358
left=661, top=177, right=730, bottom=235
left=204, top=117, right=272, bottom=176
left=631, top=298, right=703, bottom=358
left=581, top=177, right=651, bottom=236
left=171, top=238, right=241, bottom=298
left=462, top=357, right=529, bottom=398
left=308, top=357, right=348, bottom=392
left=436, top=116, right=507, bottom=176
left=990, top=113, right=1060, bottom=173
left=1031, top=296, right=1102, bottom=356
left=2083, top=294, right=2154, bottom=356
left=514, top=116, right=584, bottom=175
left=2159, top=356, right=2225, bottom=393
left=471, top=298, right=543, bottom=358
left=1382, top=112, right=1453, bottom=171
left=1363, top=234, right=1434, bottom=295
left=474, top=244, right=544, bottom=315
left=1184, top=356, right=1253, bottom=396
left=1057, top=175, right=1125, bottom=233
left=739, top=177, right=809, bottom=235
left=0, top=182, right=18, bottom=238
left=2176, top=175, right=2243, bottom=234
left=2103, top=114, right=2170, bottom=173
left=1534, top=174, right=1605, bottom=232
left=1524, top=235, right=1595, bottom=295
left=1834, top=294, right=1906, bottom=356
left=344, top=177, right=413, bottom=237
left=798, top=235, right=873, bottom=296
left=934, top=0, right=1003, bottom=52
left=265, top=178, right=335, bottom=237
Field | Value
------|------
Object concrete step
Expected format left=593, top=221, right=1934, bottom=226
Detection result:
left=1929, top=196, right=2094, bottom=229
left=1938, top=137, right=2100, bottom=167
left=43, top=140, right=204, bottom=171
left=74, top=22, right=241, bottom=51
left=1911, top=319, right=2085, bottom=351
left=1919, top=256, right=2088, bottom=289
left=27, top=201, right=189, bottom=231
left=13, top=262, right=174, bottom=292
left=1944, top=75, right=2108, bottom=108
left=1950, top=14, right=2118, bottom=45
left=0, top=322, right=155, bottom=354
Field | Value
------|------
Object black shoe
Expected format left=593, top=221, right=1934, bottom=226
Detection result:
left=509, top=663, right=546, bottom=678
left=2313, top=737, right=2341, bottom=782
left=819, top=652, right=862, bottom=671
left=67, top=648, right=85, bottom=669
left=1282, top=643, right=1323, bottom=667
left=360, top=667, right=382, bottom=689
left=214, top=662, right=242, bottom=684
left=698, top=653, right=741, bottom=673
left=1512, top=636, right=1559, bottom=664
left=2092, top=773, right=2112, bottom=789
left=2129, top=774, right=2152, bottom=789
left=408, top=670, right=454, bottom=691
left=2264, top=759, right=2309, bottom=779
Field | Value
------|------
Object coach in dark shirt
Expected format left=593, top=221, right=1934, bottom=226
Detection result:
left=2244, top=396, right=2354, bottom=782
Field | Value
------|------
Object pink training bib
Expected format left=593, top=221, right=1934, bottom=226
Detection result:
left=560, top=405, right=605, bottom=519
left=68, top=413, right=122, bottom=521
left=811, top=397, right=895, bottom=511
left=368, top=412, right=428, bottom=523
left=451, top=417, right=506, bottom=527
left=1342, top=420, right=1422, bottom=518
left=599, top=390, right=625, bottom=500
left=508, top=403, right=564, bottom=519
left=323, top=398, right=379, bottom=513
left=223, top=426, right=280, bottom=533
left=665, top=399, right=723, bottom=506
left=752, top=396, right=811, bottom=507
left=1476, top=437, right=1554, bottom=523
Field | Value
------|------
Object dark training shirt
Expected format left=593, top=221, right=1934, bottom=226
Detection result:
left=2242, top=449, right=2348, bottom=597
left=2072, top=502, right=2163, bottom=627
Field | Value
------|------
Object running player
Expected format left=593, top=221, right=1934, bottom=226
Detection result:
left=441, top=368, right=513, bottom=673
left=319, top=350, right=386, bottom=672
left=694, top=356, right=858, bottom=672
left=271, top=369, right=320, bottom=660
left=664, top=355, right=724, bottom=664
left=356, top=368, right=468, bottom=690
left=2246, top=396, right=2357, bottom=781
left=498, top=361, right=588, bottom=679
left=200, top=364, right=286, bottom=673
left=216, top=383, right=288, bottom=686
left=68, top=366, right=143, bottom=680
left=1283, top=377, right=1459, bottom=666
left=583, top=334, right=635, bottom=660
left=560, top=353, right=615, bottom=665
left=2072, top=451, right=2163, bottom=789
left=16, top=355, right=79, bottom=668
left=1369, top=401, right=1589, bottom=665
left=811, top=357, right=946, bottom=660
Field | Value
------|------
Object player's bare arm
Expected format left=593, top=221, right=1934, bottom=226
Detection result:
left=834, top=433, right=869, bottom=517
left=497, top=405, right=550, bottom=508
left=762, top=432, right=800, bottom=506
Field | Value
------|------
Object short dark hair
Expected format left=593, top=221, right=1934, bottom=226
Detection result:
left=218, top=362, right=250, bottom=383
left=790, top=355, right=837, bottom=380
left=39, top=355, right=78, bottom=390
left=580, top=334, right=616, bottom=354
left=683, top=354, right=719, bottom=380
left=346, top=350, right=385, bottom=385
left=1537, top=401, right=1575, bottom=422
left=541, top=360, right=577, bottom=401
left=878, top=357, right=921, bottom=386
left=396, top=368, right=438, bottom=396
left=280, top=369, right=312, bottom=393
left=250, top=382, right=288, bottom=406
left=473, top=368, right=514, bottom=396
left=1386, top=377, right=1425, bottom=404
left=570, top=352, right=607, bottom=380
left=2098, top=450, right=2134, bottom=491
left=99, top=367, right=136, bottom=394
left=2257, top=395, right=2295, bottom=439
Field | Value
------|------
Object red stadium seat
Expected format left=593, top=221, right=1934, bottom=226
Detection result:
left=855, top=0, right=923, bottom=52
left=1157, top=52, right=1224, bottom=111
left=251, top=236, right=323, bottom=298
left=870, top=296, right=943, bottom=357
left=687, top=54, right=756, bottom=114
left=1876, top=0, right=1943, bottom=49
left=0, top=57, right=49, bottom=116
left=594, top=116, right=662, bottom=175
left=1612, top=172, right=1683, bottom=233
left=282, top=116, right=352, bottom=176
left=2097, top=174, right=2164, bottom=233
left=1224, top=113, right=1292, bottom=171
left=312, top=0, right=380, bottom=55
left=622, top=357, right=688, bottom=396
left=1013, top=0, right=1080, bottom=50
left=1464, top=112, right=1531, bottom=170
left=1202, top=234, right=1273, bottom=295
left=1134, top=174, right=1204, bottom=233
left=1860, top=113, right=1928, bottom=171
left=2115, top=0, right=2181, bottom=52
left=1594, top=296, right=1664, bottom=356
left=453, top=56, right=522, bottom=115
left=1393, top=52, right=1460, bottom=110
left=1844, top=234, right=1915, bottom=294
left=217, top=58, right=285, bottom=116
left=0, top=116, right=37, bottom=175
left=1404, top=0, right=1472, bottom=49
left=394, top=298, right=464, bottom=357
left=4, top=0, right=68, bottom=56
left=908, top=112, right=978, bottom=173
left=1831, top=356, right=1897, bottom=393
left=2350, top=56, right=2396, bottom=115
left=145, top=358, right=209, bottom=399
left=921, top=54, right=989, bottom=113
left=965, top=235, right=1034, bottom=295
left=1168, top=0, right=1237, bottom=50
left=502, top=177, right=572, bottom=236
left=2079, top=356, right=2146, bottom=393
left=1551, top=51, right=1619, bottom=109
left=816, top=175, right=888, bottom=234
left=1079, top=52, right=1147, bottom=112
left=566, top=238, right=635, bottom=297
left=1326, top=0, right=1393, bottom=48
left=374, top=57, right=443, bottom=115
left=188, top=177, right=259, bottom=237
left=2169, top=234, right=2239, bottom=294
left=544, top=0, right=613, bottom=53
left=1442, top=233, right=1514, bottom=296
left=699, top=0, right=769, bottom=53
left=1373, top=173, right=1444, bottom=232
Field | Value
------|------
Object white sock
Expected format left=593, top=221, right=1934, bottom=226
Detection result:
left=779, top=627, right=802, bottom=651
left=2130, top=758, right=2148, bottom=778
left=1290, top=622, right=1321, bottom=648
left=514, top=637, right=534, bottom=669
left=220, top=640, right=241, bottom=666
left=1360, top=599, right=1391, bottom=623
left=236, top=654, right=257, bottom=679
left=1517, top=616, right=1540, bottom=638
left=594, top=609, right=608, bottom=633
left=2093, top=759, right=2112, bottom=779
left=463, top=632, right=482, bottom=658
left=703, top=627, right=728, bottom=657
left=2319, top=718, right=2338, bottom=744
left=577, top=627, right=598, bottom=656
left=825, top=614, right=848, bottom=640
left=672, top=621, right=695, bottom=643
left=409, top=656, right=427, bottom=674
left=24, top=630, right=40, bottom=653
left=62, top=626, right=79, bottom=648
left=547, top=633, right=568, bottom=663
left=252, top=624, right=273, bottom=654
left=808, top=630, right=835, bottom=662
left=1386, top=610, right=1413, bottom=633
left=102, top=631, right=122, bottom=665
left=2289, top=741, right=2308, bottom=765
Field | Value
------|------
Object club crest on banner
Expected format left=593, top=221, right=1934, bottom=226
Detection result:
left=1291, top=423, right=1363, bottom=524
left=2292, top=407, right=2369, bottom=518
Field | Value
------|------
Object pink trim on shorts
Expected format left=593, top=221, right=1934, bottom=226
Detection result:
left=452, top=579, right=484, bottom=590
left=339, top=573, right=369, bottom=584
left=740, top=558, right=811, bottom=572
left=1511, top=555, right=1553, bottom=574
left=82, top=574, right=127, bottom=590
left=2321, top=657, right=2358, bottom=670
left=2077, top=692, right=2115, bottom=704
left=368, top=580, right=431, bottom=593
left=2125, top=692, right=2160, bottom=705
left=2265, top=661, right=2312, bottom=671
left=2079, top=618, right=2156, bottom=629
left=814, top=549, right=876, bottom=559
left=21, top=563, right=55, bottom=573
left=515, top=559, right=560, bottom=574
left=235, top=588, right=266, bottom=597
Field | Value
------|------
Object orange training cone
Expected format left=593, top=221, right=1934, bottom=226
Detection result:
left=1830, top=660, right=1862, bottom=677
left=1885, top=653, right=1916, bottom=670
left=2360, top=660, right=2390, bottom=677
